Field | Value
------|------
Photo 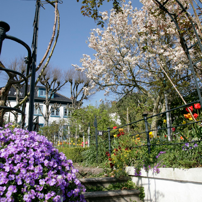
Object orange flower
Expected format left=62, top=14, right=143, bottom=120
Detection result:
left=184, top=113, right=192, bottom=119
left=180, top=136, right=184, bottom=140
left=119, top=128, right=124, bottom=132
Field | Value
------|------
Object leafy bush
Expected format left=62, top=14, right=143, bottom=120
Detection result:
left=58, top=147, right=88, bottom=163
left=82, top=137, right=109, bottom=166
left=0, top=123, right=86, bottom=201
left=107, top=120, right=202, bottom=177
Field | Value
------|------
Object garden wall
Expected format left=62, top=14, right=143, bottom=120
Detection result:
left=126, top=166, right=202, bottom=202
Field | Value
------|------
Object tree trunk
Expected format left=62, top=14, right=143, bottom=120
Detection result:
left=44, top=89, right=50, bottom=126
left=44, top=104, right=49, bottom=126
left=14, top=87, right=20, bottom=124
left=0, top=102, right=5, bottom=127
left=0, top=85, right=12, bottom=127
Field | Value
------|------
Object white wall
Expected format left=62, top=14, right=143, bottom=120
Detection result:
left=126, top=167, right=202, bottom=202
left=5, top=101, right=69, bottom=127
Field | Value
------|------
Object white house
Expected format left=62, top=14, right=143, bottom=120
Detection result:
left=109, top=113, right=122, bottom=125
left=5, top=85, right=72, bottom=128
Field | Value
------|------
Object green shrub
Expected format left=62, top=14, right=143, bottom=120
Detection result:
left=57, top=147, right=89, bottom=163
left=82, top=137, right=109, bottom=166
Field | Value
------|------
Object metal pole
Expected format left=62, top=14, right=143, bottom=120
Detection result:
left=94, top=116, right=98, bottom=164
left=143, top=113, right=151, bottom=154
left=88, top=123, right=90, bottom=147
left=108, top=127, right=111, bottom=155
left=165, top=92, right=171, bottom=141
left=28, top=0, right=41, bottom=131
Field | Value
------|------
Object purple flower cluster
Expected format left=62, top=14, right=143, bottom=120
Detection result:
left=134, top=168, right=141, bottom=176
left=156, top=151, right=166, bottom=159
left=182, top=143, right=198, bottom=151
left=142, top=151, right=166, bottom=175
left=0, top=124, right=86, bottom=202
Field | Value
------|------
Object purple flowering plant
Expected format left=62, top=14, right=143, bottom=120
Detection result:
left=0, top=123, right=86, bottom=202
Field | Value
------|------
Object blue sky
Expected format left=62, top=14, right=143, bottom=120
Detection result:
left=1, top=0, right=143, bottom=106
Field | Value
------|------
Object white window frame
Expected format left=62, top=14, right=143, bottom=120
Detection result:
left=51, top=107, right=60, bottom=117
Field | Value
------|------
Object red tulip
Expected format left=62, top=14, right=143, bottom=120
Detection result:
left=165, top=135, right=167, bottom=138
left=113, top=126, right=117, bottom=129
left=193, top=113, right=198, bottom=119
left=171, top=127, right=175, bottom=132
left=194, top=103, right=201, bottom=110
left=185, top=106, right=193, bottom=112
left=110, top=163, right=114, bottom=168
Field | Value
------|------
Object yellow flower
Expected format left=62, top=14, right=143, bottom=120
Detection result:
left=189, top=118, right=193, bottom=121
left=163, top=119, right=166, bottom=123
left=119, top=128, right=124, bottom=132
left=149, top=131, right=153, bottom=138
left=136, top=134, right=140, bottom=137
left=73, top=143, right=75, bottom=145
left=182, top=120, right=186, bottom=125
left=114, top=135, right=117, bottom=138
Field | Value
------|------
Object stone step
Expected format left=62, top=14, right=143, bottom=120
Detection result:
left=83, top=190, right=141, bottom=202
left=80, top=177, right=141, bottom=202
left=80, top=177, right=130, bottom=188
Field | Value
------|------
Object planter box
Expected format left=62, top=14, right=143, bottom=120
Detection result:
left=126, top=166, right=202, bottom=202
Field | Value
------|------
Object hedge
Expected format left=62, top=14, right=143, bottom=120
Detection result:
left=57, top=147, right=89, bottom=163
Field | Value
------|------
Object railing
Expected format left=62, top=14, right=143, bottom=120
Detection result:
left=90, top=99, right=202, bottom=165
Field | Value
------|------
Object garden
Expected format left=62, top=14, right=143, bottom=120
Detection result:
left=1, top=0, right=202, bottom=201
left=0, top=100, right=201, bottom=201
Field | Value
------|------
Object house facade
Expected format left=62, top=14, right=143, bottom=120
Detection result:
left=5, top=85, right=72, bottom=128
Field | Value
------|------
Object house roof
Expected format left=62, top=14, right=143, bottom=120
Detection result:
left=6, top=85, right=72, bottom=104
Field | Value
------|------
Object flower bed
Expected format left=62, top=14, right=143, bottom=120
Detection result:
left=0, top=123, right=86, bottom=201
